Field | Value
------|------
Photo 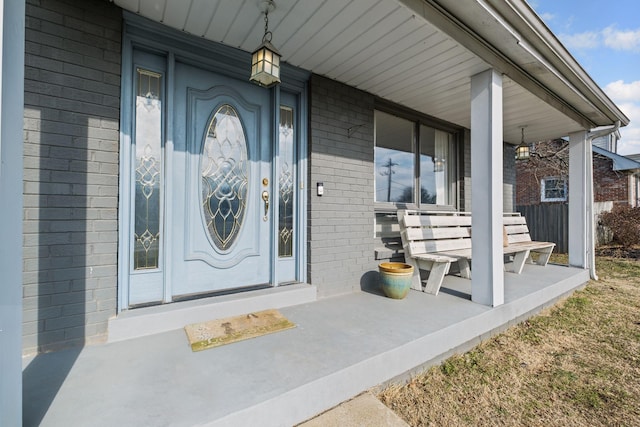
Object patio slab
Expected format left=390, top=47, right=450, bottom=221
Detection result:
left=23, top=263, right=588, bottom=427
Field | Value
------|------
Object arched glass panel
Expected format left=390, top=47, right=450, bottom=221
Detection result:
left=201, top=104, right=248, bottom=250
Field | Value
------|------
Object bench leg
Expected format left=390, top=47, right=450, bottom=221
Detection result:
left=511, top=250, right=530, bottom=274
left=424, top=261, right=450, bottom=295
left=535, top=247, right=554, bottom=266
left=458, top=259, right=471, bottom=279
left=404, top=257, right=424, bottom=291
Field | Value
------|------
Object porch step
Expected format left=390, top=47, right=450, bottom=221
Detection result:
left=107, top=283, right=317, bottom=342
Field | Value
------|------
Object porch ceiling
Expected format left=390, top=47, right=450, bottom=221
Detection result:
left=113, top=0, right=626, bottom=145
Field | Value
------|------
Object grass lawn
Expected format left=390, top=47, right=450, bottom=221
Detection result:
left=379, top=256, right=640, bottom=426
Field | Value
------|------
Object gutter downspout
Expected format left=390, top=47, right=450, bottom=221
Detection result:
left=586, top=121, right=621, bottom=280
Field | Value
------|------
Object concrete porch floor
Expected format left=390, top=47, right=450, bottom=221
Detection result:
left=23, top=263, right=589, bottom=427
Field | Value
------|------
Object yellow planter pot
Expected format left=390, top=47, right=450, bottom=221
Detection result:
left=378, top=262, right=414, bottom=299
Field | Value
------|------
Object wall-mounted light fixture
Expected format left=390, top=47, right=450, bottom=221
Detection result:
left=250, top=1, right=281, bottom=88
left=515, top=126, right=530, bottom=160
left=433, top=157, right=445, bottom=172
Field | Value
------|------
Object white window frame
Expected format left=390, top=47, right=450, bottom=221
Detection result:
left=541, top=177, right=567, bottom=202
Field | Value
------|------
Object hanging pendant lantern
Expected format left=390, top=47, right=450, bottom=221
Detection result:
left=250, top=1, right=281, bottom=88
left=515, top=126, right=530, bottom=160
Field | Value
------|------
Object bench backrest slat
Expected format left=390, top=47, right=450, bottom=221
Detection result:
left=409, top=238, right=472, bottom=254
left=505, top=223, right=533, bottom=243
left=503, top=216, right=527, bottom=226
left=404, top=226, right=471, bottom=241
left=402, top=215, right=472, bottom=227
left=505, top=224, right=529, bottom=234
left=507, top=233, right=533, bottom=243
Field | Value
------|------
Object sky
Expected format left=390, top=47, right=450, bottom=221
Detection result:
left=529, top=0, right=640, bottom=154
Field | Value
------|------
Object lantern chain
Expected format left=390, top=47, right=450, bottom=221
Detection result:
left=262, top=8, right=273, bottom=43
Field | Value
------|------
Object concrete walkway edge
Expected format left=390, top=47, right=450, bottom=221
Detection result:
left=297, top=392, right=409, bottom=427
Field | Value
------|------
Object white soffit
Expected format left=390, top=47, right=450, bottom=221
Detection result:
left=113, top=0, right=604, bottom=144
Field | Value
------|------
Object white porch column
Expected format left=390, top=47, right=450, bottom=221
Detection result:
left=0, top=0, right=25, bottom=425
left=568, top=130, right=589, bottom=268
left=470, top=69, right=504, bottom=307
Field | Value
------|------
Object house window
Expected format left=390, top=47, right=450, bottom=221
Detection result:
left=541, top=177, right=567, bottom=202
left=374, top=110, right=454, bottom=206
left=420, top=125, right=451, bottom=205
left=375, top=111, right=414, bottom=203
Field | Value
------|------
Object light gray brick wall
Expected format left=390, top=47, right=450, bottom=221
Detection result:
left=23, top=0, right=121, bottom=354
left=462, top=129, right=472, bottom=211
left=503, top=143, right=516, bottom=212
left=461, top=132, right=516, bottom=213
left=308, top=75, right=378, bottom=297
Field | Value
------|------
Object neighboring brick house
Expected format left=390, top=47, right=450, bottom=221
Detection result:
left=592, top=146, right=640, bottom=207
left=516, top=139, right=640, bottom=208
left=516, top=139, right=640, bottom=251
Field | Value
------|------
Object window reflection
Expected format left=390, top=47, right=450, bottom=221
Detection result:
left=420, top=126, right=450, bottom=205
left=374, top=110, right=454, bottom=207
left=374, top=111, right=415, bottom=203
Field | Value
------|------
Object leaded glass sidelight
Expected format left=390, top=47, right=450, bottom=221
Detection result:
left=278, top=106, right=294, bottom=257
left=201, top=104, right=248, bottom=250
left=133, top=69, right=162, bottom=270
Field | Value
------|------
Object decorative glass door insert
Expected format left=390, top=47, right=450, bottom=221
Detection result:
left=133, top=69, right=163, bottom=270
left=201, top=104, right=248, bottom=251
left=278, top=106, right=294, bottom=258
left=276, top=93, right=299, bottom=283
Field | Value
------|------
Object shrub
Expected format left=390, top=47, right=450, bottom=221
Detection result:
left=599, top=205, right=640, bottom=248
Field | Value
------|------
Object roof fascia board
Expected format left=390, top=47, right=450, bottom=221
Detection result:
left=474, top=0, right=605, bottom=119
left=398, top=0, right=596, bottom=130
left=491, top=0, right=629, bottom=126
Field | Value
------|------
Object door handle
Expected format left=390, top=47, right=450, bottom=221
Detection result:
left=262, top=190, right=270, bottom=221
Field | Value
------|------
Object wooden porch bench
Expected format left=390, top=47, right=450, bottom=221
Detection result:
left=397, top=210, right=555, bottom=295
left=503, top=214, right=556, bottom=268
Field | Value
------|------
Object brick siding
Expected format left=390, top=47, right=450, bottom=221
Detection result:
left=462, top=130, right=471, bottom=211
left=460, top=132, right=516, bottom=212
left=515, top=163, right=545, bottom=206
left=23, top=0, right=122, bottom=354
left=592, top=153, right=630, bottom=205
left=308, top=75, right=378, bottom=297
left=516, top=140, right=632, bottom=207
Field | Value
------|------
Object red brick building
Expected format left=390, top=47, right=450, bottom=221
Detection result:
left=516, top=139, right=640, bottom=208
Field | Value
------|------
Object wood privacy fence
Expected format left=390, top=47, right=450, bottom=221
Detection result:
left=516, top=202, right=613, bottom=254
left=516, top=204, right=569, bottom=253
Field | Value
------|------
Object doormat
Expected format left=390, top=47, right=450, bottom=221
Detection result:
left=184, top=309, right=295, bottom=352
